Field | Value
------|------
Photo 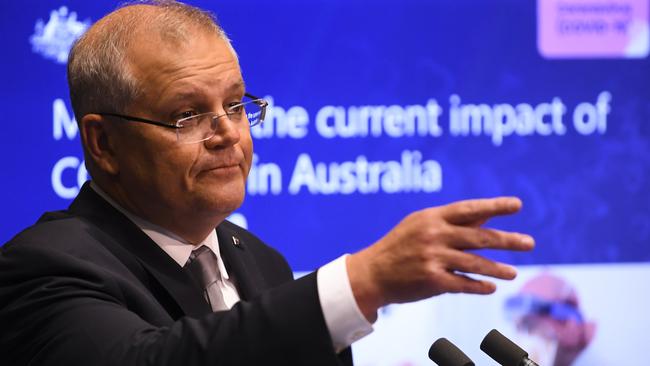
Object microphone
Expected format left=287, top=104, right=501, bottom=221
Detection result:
left=480, top=329, right=540, bottom=366
left=428, top=337, right=475, bottom=366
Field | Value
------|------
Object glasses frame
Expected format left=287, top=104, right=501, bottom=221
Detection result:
left=96, top=93, right=268, bottom=142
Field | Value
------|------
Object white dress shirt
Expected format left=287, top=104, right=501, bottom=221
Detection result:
left=90, top=182, right=372, bottom=351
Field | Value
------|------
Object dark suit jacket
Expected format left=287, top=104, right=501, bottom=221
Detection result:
left=0, top=184, right=352, bottom=365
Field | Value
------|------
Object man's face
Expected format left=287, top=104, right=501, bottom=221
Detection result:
left=109, top=30, right=252, bottom=231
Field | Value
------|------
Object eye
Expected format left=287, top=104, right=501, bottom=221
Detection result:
left=227, top=102, right=244, bottom=114
left=177, top=110, right=199, bottom=120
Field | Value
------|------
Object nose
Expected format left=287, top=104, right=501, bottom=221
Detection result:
left=204, top=113, right=242, bottom=148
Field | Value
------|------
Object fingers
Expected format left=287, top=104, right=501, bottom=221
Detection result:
left=450, top=226, right=535, bottom=251
left=439, top=197, right=522, bottom=225
left=441, top=272, right=497, bottom=294
left=351, top=197, right=533, bottom=309
left=441, top=249, right=518, bottom=280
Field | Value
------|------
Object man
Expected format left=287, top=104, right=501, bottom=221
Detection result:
left=0, top=1, right=534, bottom=365
left=506, top=272, right=596, bottom=366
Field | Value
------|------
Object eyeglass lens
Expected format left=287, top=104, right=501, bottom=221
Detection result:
left=176, top=99, right=264, bottom=143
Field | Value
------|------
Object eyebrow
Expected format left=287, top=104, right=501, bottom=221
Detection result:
left=228, top=80, right=246, bottom=94
left=230, top=79, right=245, bottom=90
left=170, top=80, right=246, bottom=102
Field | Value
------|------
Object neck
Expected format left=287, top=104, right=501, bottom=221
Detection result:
left=91, top=180, right=224, bottom=244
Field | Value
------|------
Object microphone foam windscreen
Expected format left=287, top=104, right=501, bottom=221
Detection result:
left=480, top=329, right=528, bottom=366
left=428, top=338, right=475, bottom=366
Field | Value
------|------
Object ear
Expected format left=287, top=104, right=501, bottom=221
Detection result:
left=79, top=114, right=120, bottom=175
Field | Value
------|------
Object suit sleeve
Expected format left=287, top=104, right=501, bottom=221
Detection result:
left=0, top=241, right=345, bottom=366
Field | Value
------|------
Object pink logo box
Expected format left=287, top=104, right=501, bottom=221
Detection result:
left=538, top=0, right=649, bottom=58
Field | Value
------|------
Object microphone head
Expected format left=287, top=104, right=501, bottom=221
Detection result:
left=428, top=338, right=475, bottom=366
left=480, top=329, right=528, bottom=366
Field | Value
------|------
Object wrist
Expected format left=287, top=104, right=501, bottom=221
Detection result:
left=346, top=250, right=383, bottom=323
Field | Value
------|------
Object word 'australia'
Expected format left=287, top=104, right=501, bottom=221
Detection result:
left=288, top=150, right=442, bottom=195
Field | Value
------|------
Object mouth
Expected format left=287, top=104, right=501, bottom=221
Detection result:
left=196, top=150, right=245, bottom=177
left=203, top=164, right=240, bottom=173
left=207, top=163, right=240, bottom=170
left=198, top=162, right=243, bottom=177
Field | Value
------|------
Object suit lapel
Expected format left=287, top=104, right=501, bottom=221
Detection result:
left=216, top=223, right=266, bottom=301
left=69, top=183, right=212, bottom=318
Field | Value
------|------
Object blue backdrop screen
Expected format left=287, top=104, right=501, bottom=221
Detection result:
left=2, top=0, right=648, bottom=270
left=1, top=2, right=650, bottom=364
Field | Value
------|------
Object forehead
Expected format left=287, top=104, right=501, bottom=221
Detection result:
left=126, top=29, right=243, bottom=103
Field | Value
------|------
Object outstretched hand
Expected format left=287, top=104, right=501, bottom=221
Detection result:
left=347, top=197, right=535, bottom=321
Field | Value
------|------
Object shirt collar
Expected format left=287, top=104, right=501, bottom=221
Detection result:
left=89, top=181, right=230, bottom=280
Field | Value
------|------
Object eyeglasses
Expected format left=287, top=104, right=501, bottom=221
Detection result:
left=96, top=93, right=268, bottom=144
left=505, top=294, right=584, bottom=323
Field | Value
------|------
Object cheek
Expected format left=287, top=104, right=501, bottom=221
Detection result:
left=145, top=144, right=200, bottom=191
left=176, top=146, right=203, bottom=183
left=114, top=136, right=156, bottom=182
left=242, top=130, right=254, bottom=164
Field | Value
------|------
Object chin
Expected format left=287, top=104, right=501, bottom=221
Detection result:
left=190, top=168, right=247, bottom=213
left=197, top=184, right=245, bottom=216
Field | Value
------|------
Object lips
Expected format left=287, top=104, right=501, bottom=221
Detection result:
left=194, top=146, right=246, bottom=175
left=206, top=164, right=240, bottom=171
left=198, top=156, right=244, bottom=174
left=195, top=164, right=241, bottom=180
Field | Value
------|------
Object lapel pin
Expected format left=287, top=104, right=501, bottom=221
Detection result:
left=232, top=236, right=240, bottom=247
